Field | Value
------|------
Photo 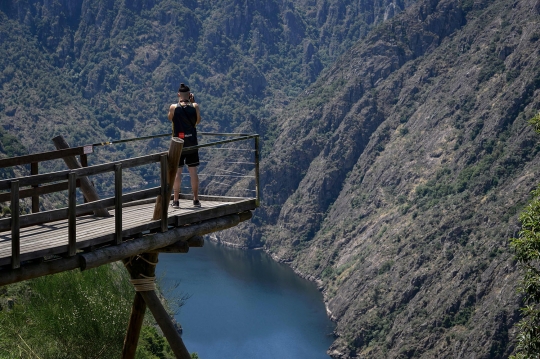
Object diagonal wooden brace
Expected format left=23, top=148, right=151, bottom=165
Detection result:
left=122, top=253, right=191, bottom=359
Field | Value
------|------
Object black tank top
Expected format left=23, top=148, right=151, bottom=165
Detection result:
left=172, top=103, right=198, bottom=147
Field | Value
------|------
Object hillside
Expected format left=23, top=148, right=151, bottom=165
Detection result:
left=0, top=0, right=414, bottom=207
left=218, top=0, right=540, bottom=357
left=0, top=0, right=412, bottom=150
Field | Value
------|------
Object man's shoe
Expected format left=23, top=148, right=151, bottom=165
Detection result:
left=193, top=199, right=201, bottom=207
left=171, top=200, right=180, bottom=208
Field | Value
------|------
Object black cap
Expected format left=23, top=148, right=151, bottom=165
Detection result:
left=178, top=83, right=190, bottom=92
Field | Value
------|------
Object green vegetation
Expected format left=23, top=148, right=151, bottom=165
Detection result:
left=510, top=114, right=540, bottom=358
left=0, top=128, right=25, bottom=180
left=510, top=185, right=540, bottom=358
left=0, top=264, right=174, bottom=359
left=0, top=128, right=26, bottom=158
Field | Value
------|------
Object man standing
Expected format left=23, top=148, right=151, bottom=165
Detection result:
left=168, top=83, right=201, bottom=208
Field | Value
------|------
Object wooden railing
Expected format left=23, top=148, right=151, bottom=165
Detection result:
left=1, top=152, right=167, bottom=268
left=0, top=145, right=92, bottom=212
left=0, top=133, right=260, bottom=269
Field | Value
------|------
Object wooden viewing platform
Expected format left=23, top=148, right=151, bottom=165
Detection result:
left=0, top=195, right=256, bottom=281
left=0, top=133, right=259, bottom=358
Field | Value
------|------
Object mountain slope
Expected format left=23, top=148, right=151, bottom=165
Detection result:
left=0, top=0, right=414, bottom=146
left=0, top=0, right=415, bottom=197
left=221, top=0, right=540, bottom=357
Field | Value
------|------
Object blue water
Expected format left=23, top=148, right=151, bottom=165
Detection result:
left=156, top=241, right=335, bottom=359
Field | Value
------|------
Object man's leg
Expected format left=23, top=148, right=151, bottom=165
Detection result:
left=188, top=166, right=199, bottom=202
left=173, top=167, right=182, bottom=202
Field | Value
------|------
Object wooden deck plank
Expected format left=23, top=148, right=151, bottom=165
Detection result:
left=0, top=213, right=154, bottom=255
left=0, top=215, right=154, bottom=257
left=0, top=199, right=219, bottom=244
left=0, top=197, right=255, bottom=267
left=0, top=199, right=227, bottom=250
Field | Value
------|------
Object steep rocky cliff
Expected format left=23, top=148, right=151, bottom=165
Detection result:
left=221, top=0, right=540, bottom=357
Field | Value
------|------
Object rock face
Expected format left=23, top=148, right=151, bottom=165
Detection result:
left=219, top=0, right=540, bottom=357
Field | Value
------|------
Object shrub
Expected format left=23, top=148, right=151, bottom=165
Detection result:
left=510, top=184, right=540, bottom=358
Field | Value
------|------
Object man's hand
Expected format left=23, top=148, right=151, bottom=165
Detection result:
left=189, top=93, right=195, bottom=103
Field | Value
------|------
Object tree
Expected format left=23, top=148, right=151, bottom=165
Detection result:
left=510, top=113, right=540, bottom=358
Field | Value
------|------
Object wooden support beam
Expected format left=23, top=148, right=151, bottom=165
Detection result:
left=123, top=253, right=191, bottom=359
left=52, top=135, right=110, bottom=217
left=80, top=211, right=252, bottom=271
left=149, top=240, right=189, bottom=253
left=0, top=255, right=81, bottom=287
left=187, top=235, right=204, bottom=248
left=139, top=290, right=191, bottom=359
left=121, top=293, right=146, bottom=359
left=121, top=253, right=158, bottom=359
left=152, top=137, right=183, bottom=221
left=80, top=153, right=88, bottom=168
left=0, top=211, right=252, bottom=287
left=149, top=235, right=203, bottom=253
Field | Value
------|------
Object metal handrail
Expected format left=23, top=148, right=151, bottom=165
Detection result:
left=91, top=132, right=252, bottom=147
left=0, top=132, right=253, bottom=168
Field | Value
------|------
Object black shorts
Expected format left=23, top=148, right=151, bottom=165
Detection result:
left=179, top=148, right=199, bottom=167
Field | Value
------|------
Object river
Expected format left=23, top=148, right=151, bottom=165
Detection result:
left=156, top=240, right=335, bottom=359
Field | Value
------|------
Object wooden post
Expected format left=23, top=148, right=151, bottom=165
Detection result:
left=160, top=155, right=168, bottom=232
left=152, top=137, right=183, bottom=221
left=80, top=153, right=88, bottom=168
left=80, top=154, right=88, bottom=204
left=121, top=293, right=146, bottom=359
left=10, top=180, right=20, bottom=269
left=254, top=135, right=260, bottom=207
left=122, top=253, right=158, bottom=359
left=115, top=164, right=123, bottom=244
left=52, top=135, right=110, bottom=217
left=122, top=252, right=191, bottom=359
left=31, top=162, right=39, bottom=213
left=68, top=172, right=77, bottom=256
